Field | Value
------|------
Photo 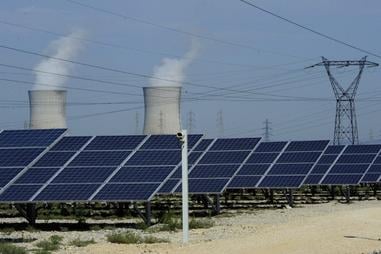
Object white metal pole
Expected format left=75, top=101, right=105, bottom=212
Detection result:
left=181, top=129, right=189, bottom=243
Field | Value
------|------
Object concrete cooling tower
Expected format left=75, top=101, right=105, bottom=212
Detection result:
left=143, top=86, right=181, bottom=134
left=28, top=90, right=67, bottom=129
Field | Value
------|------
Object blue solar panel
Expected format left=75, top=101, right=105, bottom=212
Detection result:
left=199, top=151, right=250, bottom=164
left=125, top=150, right=180, bottom=166
left=85, top=135, right=146, bottom=150
left=329, top=164, right=369, bottom=174
left=303, top=174, right=324, bottom=185
left=110, top=166, right=174, bottom=183
left=246, top=153, right=279, bottom=163
left=237, top=164, right=270, bottom=175
left=317, top=155, right=339, bottom=164
left=321, top=174, right=362, bottom=185
left=258, top=175, right=305, bottom=188
left=324, top=145, right=345, bottom=154
left=366, top=165, right=381, bottom=173
left=310, top=164, right=331, bottom=174
left=277, top=152, right=321, bottom=163
left=0, top=168, right=23, bottom=187
left=52, top=167, right=116, bottom=183
left=267, top=164, right=313, bottom=175
left=34, top=184, right=100, bottom=201
left=254, top=142, right=287, bottom=152
left=189, top=152, right=203, bottom=164
left=33, top=152, right=76, bottom=167
left=50, top=136, right=91, bottom=151
left=336, top=154, right=375, bottom=164
left=93, top=183, right=159, bottom=201
left=373, top=156, right=381, bottom=164
left=15, top=167, right=59, bottom=184
left=0, top=184, right=42, bottom=201
left=0, top=129, right=66, bottom=148
left=285, top=140, right=329, bottom=152
left=176, top=178, right=229, bottom=193
left=140, top=134, right=202, bottom=150
left=189, top=164, right=240, bottom=178
left=0, top=148, right=45, bottom=167
left=193, top=139, right=213, bottom=151
left=69, top=151, right=131, bottom=166
left=157, top=179, right=180, bottom=193
left=209, top=138, right=260, bottom=151
left=343, top=145, right=381, bottom=154
left=361, top=173, right=380, bottom=183
left=227, top=176, right=262, bottom=188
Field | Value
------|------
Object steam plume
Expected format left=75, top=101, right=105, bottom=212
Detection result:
left=33, top=30, right=84, bottom=90
left=150, top=40, right=199, bottom=87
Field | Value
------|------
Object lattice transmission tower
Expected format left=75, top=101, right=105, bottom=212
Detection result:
left=307, top=57, right=378, bottom=145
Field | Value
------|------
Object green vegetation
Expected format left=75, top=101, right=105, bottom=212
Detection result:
left=150, top=212, right=214, bottom=232
left=35, top=235, right=63, bottom=253
left=107, top=231, right=168, bottom=244
left=69, top=237, right=96, bottom=247
left=0, top=243, right=27, bottom=254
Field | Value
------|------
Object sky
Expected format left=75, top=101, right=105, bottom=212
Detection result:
left=0, top=0, right=380, bottom=142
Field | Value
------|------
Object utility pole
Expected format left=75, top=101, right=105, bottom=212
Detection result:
left=306, top=57, right=378, bottom=145
left=159, top=111, right=164, bottom=133
left=262, top=119, right=272, bottom=141
left=186, top=111, right=196, bottom=134
left=216, top=110, right=224, bottom=137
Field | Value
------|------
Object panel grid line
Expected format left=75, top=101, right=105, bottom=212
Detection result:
left=29, top=136, right=96, bottom=201
left=224, top=139, right=262, bottom=190
left=358, top=148, right=381, bottom=183
left=318, top=145, right=347, bottom=185
left=0, top=130, right=67, bottom=196
left=171, top=138, right=217, bottom=194
left=156, top=136, right=205, bottom=195
left=88, top=135, right=151, bottom=201
left=255, top=142, right=290, bottom=188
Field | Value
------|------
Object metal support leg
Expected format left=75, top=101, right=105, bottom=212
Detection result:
left=284, top=189, right=294, bottom=207
left=214, top=195, right=221, bottom=214
left=15, top=204, right=37, bottom=225
left=145, top=202, right=152, bottom=226
left=344, top=186, right=351, bottom=203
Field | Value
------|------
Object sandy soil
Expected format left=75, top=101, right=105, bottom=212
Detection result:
left=2, top=200, right=381, bottom=254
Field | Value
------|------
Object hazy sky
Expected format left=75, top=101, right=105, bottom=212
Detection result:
left=0, top=0, right=380, bottom=142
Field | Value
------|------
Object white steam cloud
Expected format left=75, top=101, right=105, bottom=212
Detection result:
left=149, top=40, right=199, bottom=87
left=33, top=30, right=85, bottom=90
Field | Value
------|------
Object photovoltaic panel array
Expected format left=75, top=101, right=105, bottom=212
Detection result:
left=320, top=145, right=381, bottom=185
left=227, top=141, right=287, bottom=189
left=0, top=134, right=203, bottom=203
left=174, top=138, right=262, bottom=194
left=0, top=129, right=66, bottom=195
left=257, top=140, right=329, bottom=188
left=303, top=145, right=345, bottom=185
left=361, top=147, right=381, bottom=183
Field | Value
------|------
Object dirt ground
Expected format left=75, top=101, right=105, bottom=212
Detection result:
left=2, top=200, right=381, bottom=254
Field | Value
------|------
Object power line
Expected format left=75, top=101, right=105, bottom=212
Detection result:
left=64, top=0, right=308, bottom=60
left=239, top=0, right=381, bottom=59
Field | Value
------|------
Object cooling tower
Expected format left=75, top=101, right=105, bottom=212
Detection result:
left=28, top=90, right=67, bottom=129
left=143, top=86, right=181, bottom=134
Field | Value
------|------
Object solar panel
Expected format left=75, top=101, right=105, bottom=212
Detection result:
left=50, top=136, right=92, bottom=151
left=277, top=152, right=321, bottom=163
left=209, top=138, right=260, bottom=151
left=267, top=163, right=314, bottom=175
left=85, top=135, right=146, bottom=150
left=0, top=148, right=45, bottom=167
left=303, top=174, right=324, bottom=185
left=236, top=164, right=270, bottom=176
left=110, top=166, right=174, bottom=183
left=0, top=129, right=66, bottom=148
left=140, top=134, right=202, bottom=150
left=361, top=173, right=380, bottom=182
left=254, top=142, right=287, bottom=152
left=0, top=184, right=42, bottom=202
left=52, top=167, right=116, bottom=183
left=199, top=151, right=250, bottom=164
left=228, top=176, right=262, bottom=188
left=193, top=139, right=213, bottom=151
left=189, top=164, right=240, bottom=178
left=361, top=156, right=381, bottom=183
left=246, top=153, right=279, bottom=163
left=258, top=175, right=306, bottom=188
left=157, top=179, right=179, bottom=193
left=15, top=167, right=60, bottom=184
left=125, top=150, right=181, bottom=166
left=310, top=164, right=331, bottom=174
left=320, top=144, right=381, bottom=185
left=285, top=140, right=329, bottom=152
left=324, top=145, right=345, bottom=154
left=33, top=152, right=76, bottom=167
left=0, top=168, right=23, bottom=187
left=69, top=151, right=131, bottom=166
left=34, top=184, right=101, bottom=201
